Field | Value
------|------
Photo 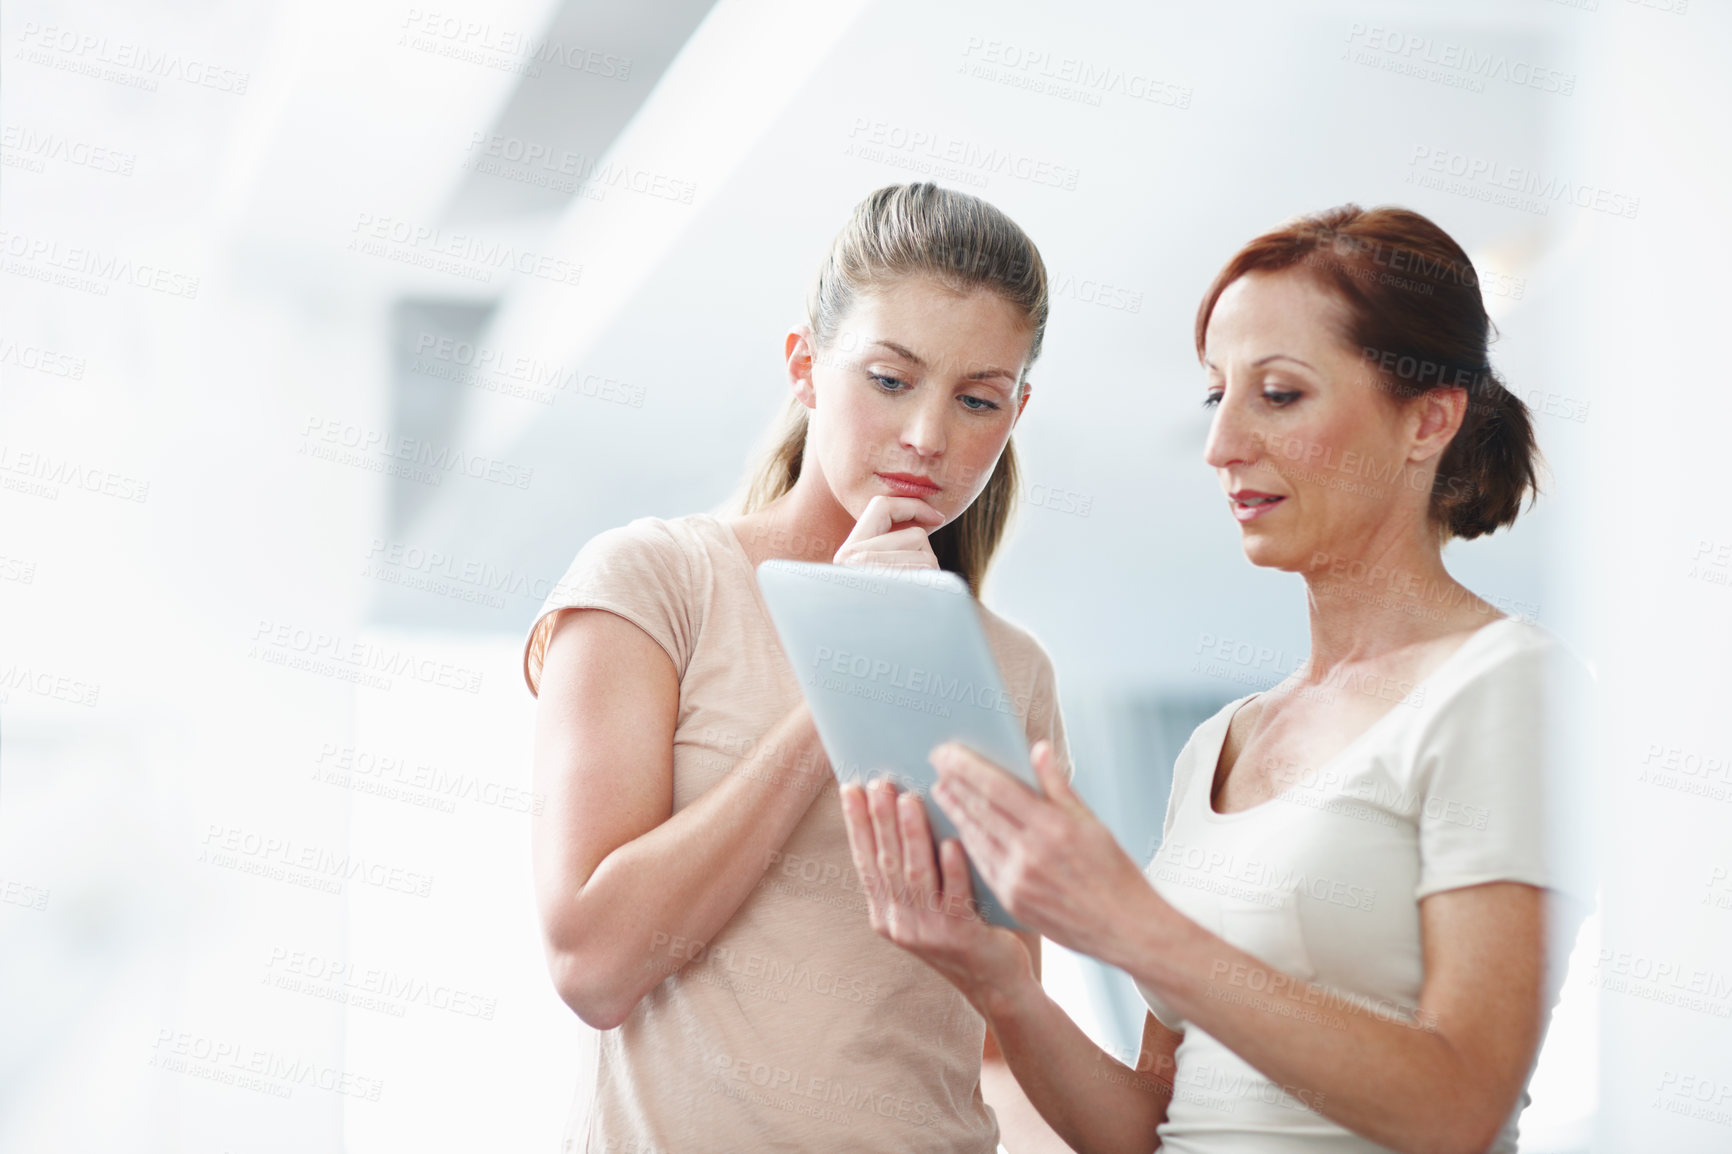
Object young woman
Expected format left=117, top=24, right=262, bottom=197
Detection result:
left=843, top=204, right=1597, bottom=1154
left=522, top=183, right=1070, bottom=1153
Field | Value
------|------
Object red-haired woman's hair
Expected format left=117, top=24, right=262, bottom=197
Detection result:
left=1195, top=205, right=1542, bottom=541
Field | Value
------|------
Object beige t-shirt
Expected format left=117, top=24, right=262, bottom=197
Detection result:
left=1135, top=616, right=1597, bottom=1154
left=523, top=512, right=1071, bottom=1154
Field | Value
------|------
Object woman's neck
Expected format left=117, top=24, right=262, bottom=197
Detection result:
left=731, top=471, right=857, bottom=567
left=1297, top=536, right=1501, bottom=676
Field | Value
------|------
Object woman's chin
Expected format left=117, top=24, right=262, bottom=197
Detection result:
left=1239, top=533, right=1307, bottom=572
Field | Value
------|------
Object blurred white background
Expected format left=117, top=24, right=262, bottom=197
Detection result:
left=2, top=0, right=1728, bottom=1151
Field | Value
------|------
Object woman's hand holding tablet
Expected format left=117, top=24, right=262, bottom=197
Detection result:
left=838, top=771, right=1035, bottom=1006
left=927, top=740, right=1159, bottom=968
left=755, top=551, right=1046, bottom=928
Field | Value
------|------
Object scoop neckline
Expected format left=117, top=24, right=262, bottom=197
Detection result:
left=1199, top=615, right=1522, bottom=823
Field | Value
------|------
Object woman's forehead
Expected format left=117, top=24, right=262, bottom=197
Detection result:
left=1206, top=271, right=1352, bottom=360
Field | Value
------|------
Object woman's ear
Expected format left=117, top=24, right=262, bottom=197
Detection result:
left=1408, top=385, right=1468, bottom=464
left=786, top=324, right=819, bottom=410
left=1014, top=380, right=1033, bottom=424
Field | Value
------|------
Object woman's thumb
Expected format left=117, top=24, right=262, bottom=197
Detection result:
left=1031, top=740, right=1075, bottom=805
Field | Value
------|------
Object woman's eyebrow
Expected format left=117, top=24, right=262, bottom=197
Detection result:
left=869, top=340, right=1014, bottom=384
left=1204, top=353, right=1316, bottom=374
left=1253, top=353, right=1317, bottom=371
left=868, top=339, right=925, bottom=365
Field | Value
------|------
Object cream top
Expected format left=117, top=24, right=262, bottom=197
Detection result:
left=1136, top=617, right=1596, bottom=1153
left=523, top=512, right=1071, bottom=1153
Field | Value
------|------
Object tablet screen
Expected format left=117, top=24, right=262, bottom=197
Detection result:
left=756, top=559, right=1038, bottom=929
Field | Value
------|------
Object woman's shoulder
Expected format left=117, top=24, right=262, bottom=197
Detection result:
left=1397, top=615, right=1597, bottom=771
left=577, top=511, right=717, bottom=555
left=523, top=513, right=726, bottom=696
left=552, top=512, right=733, bottom=586
left=1424, top=614, right=1593, bottom=708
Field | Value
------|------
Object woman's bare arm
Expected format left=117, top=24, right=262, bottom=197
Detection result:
left=983, top=983, right=1181, bottom=1154
left=1116, top=881, right=1549, bottom=1154
left=530, top=606, right=828, bottom=1029
left=982, top=936, right=1090, bottom=1154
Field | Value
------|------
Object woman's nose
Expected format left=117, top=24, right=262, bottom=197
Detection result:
left=901, top=394, right=948, bottom=458
left=1203, top=395, right=1258, bottom=471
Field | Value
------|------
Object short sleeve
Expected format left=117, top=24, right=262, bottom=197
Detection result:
left=520, top=518, right=699, bottom=697
left=1024, top=643, right=1075, bottom=785
left=1411, top=639, right=1598, bottom=907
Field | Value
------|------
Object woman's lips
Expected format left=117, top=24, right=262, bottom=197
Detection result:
left=1230, top=494, right=1286, bottom=523
left=877, top=472, right=941, bottom=497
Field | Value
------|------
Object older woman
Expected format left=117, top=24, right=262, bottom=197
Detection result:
left=842, top=204, right=1595, bottom=1154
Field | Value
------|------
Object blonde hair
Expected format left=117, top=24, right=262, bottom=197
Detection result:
left=738, top=183, right=1049, bottom=596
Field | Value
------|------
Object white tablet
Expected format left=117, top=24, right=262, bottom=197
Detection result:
left=755, top=559, right=1039, bottom=930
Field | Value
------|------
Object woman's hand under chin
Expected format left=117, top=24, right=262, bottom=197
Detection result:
left=930, top=740, right=1165, bottom=968
left=839, top=776, right=1033, bottom=1011
left=832, top=495, right=945, bottom=570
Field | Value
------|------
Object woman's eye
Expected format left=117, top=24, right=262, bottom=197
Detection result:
left=1264, top=390, right=1300, bottom=406
left=960, top=394, right=1001, bottom=412
left=1201, top=391, right=1223, bottom=409
left=870, top=373, right=908, bottom=392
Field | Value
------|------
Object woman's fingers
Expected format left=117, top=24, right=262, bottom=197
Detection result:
left=834, top=497, right=944, bottom=569
left=931, top=742, right=1036, bottom=830
left=938, top=837, right=982, bottom=923
left=942, top=831, right=997, bottom=921
left=897, top=792, right=939, bottom=895
left=838, top=548, right=939, bottom=571
left=867, top=778, right=906, bottom=902
left=849, top=495, right=944, bottom=541
left=839, top=783, right=890, bottom=926
left=835, top=535, right=940, bottom=570
left=933, top=776, right=1013, bottom=871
